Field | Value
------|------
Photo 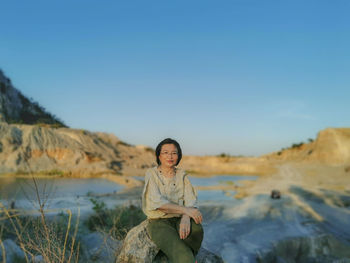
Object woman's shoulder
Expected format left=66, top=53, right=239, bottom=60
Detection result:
left=175, top=167, right=188, bottom=179
left=145, top=166, right=159, bottom=181
left=145, top=166, right=158, bottom=175
left=176, top=168, right=187, bottom=183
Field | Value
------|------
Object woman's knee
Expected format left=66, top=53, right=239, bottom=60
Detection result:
left=169, top=242, right=195, bottom=263
left=190, top=221, right=204, bottom=238
left=147, top=220, right=174, bottom=244
left=187, top=221, right=203, bottom=255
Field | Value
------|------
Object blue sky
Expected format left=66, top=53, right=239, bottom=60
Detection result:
left=1, top=0, right=349, bottom=156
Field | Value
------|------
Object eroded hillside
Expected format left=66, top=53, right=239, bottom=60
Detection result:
left=0, top=122, right=155, bottom=177
left=265, top=128, right=350, bottom=165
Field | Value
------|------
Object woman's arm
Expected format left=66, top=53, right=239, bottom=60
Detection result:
left=183, top=175, right=198, bottom=208
left=157, top=203, right=202, bottom=224
left=157, top=203, right=185, bottom=214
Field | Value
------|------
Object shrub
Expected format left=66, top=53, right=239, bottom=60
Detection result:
left=86, top=198, right=146, bottom=240
left=291, top=142, right=304, bottom=148
left=39, top=169, right=65, bottom=176
left=80, top=129, right=88, bottom=135
left=15, top=169, right=30, bottom=175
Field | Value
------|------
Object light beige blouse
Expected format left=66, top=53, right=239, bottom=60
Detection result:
left=142, top=166, right=198, bottom=219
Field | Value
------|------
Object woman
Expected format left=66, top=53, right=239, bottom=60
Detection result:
left=142, top=138, right=204, bottom=263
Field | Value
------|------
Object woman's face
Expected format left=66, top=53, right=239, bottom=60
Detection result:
left=159, top=143, right=179, bottom=168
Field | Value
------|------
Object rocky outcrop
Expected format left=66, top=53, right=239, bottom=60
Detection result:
left=116, top=220, right=224, bottom=263
left=0, top=69, right=65, bottom=126
left=256, top=234, right=350, bottom=262
left=309, top=128, right=350, bottom=164
left=0, top=122, right=155, bottom=177
left=116, top=220, right=158, bottom=263
left=0, top=239, right=26, bottom=263
left=80, top=232, right=122, bottom=262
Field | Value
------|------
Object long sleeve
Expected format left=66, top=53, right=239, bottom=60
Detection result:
left=183, top=175, right=198, bottom=208
left=144, top=174, right=170, bottom=211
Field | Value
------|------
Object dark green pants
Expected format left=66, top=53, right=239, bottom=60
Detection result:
left=147, top=217, right=204, bottom=263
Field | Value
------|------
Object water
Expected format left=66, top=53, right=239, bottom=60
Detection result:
left=189, top=175, right=258, bottom=187
left=0, top=177, right=123, bottom=211
left=197, top=189, right=236, bottom=201
left=0, top=177, right=123, bottom=199
left=190, top=175, right=258, bottom=201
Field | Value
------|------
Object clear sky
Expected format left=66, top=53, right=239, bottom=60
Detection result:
left=1, top=0, right=349, bottom=156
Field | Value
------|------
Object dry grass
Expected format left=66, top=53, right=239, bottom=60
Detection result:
left=0, top=177, right=80, bottom=263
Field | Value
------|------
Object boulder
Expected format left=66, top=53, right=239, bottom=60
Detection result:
left=80, top=231, right=122, bottom=263
left=0, top=239, right=26, bottom=263
left=33, top=254, right=44, bottom=263
left=116, top=220, right=224, bottom=263
left=195, top=247, right=225, bottom=263
left=270, top=190, right=281, bottom=199
left=116, top=220, right=158, bottom=263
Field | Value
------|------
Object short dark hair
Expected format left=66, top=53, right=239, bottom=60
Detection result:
left=155, top=138, right=182, bottom=166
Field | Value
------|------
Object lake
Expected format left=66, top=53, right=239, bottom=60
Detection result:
left=0, top=177, right=123, bottom=213
left=191, top=174, right=258, bottom=201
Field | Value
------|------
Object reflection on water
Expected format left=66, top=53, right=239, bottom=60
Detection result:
left=0, top=178, right=123, bottom=200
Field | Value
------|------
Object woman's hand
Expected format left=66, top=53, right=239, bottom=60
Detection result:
left=184, top=207, right=202, bottom=224
left=179, top=214, right=191, bottom=239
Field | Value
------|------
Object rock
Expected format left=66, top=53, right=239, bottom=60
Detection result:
left=0, top=121, right=156, bottom=176
left=0, top=239, right=26, bottom=263
left=270, top=190, right=281, bottom=199
left=33, top=254, right=44, bottom=263
left=256, top=234, right=350, bottom=262
left=195, top=247, right=225, bottom=263
left=116, top=220, right=224, bottom=263
left=345, top=166, right=350, bottom=173
left=80, top=231, right=122, bottom=263
left=116, top=220, right=158, bottom=263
